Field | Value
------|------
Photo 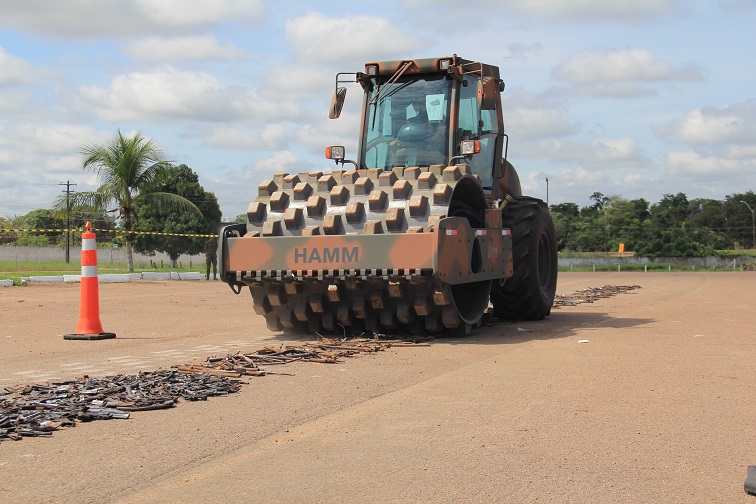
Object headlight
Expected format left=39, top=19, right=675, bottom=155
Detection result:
left=460, top=140, right=480, bottom=155
left=325, top=146, right=345, bottom=160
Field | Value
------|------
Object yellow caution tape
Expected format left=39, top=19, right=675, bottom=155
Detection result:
left=0, top=228, right=217, bottom=238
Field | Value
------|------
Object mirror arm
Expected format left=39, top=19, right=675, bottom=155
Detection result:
left=332, top=158, right=359, bottom=170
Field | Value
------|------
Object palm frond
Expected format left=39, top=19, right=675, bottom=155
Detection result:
left=136, top=191, right=202, bottom=216
left=52, top=190, right=111, bottom=213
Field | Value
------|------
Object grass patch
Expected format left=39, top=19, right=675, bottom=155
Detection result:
left=558, top=263, right=740, bottom=273
left=0, top=260, right=203, bottom=286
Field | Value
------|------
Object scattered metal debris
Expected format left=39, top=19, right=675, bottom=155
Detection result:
left=552, top=285, right=641, bottom=307
left=177, top=336, right=432, bottom=377
left=1, top=336, right=431, bottom=443
left=0, top=370, right=242, bottom=442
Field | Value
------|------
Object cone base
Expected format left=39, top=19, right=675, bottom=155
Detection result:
left=64, top=332, right=117, bottom=341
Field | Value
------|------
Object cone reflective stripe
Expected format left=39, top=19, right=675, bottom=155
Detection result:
left=64, top=222, right=116, bottom=341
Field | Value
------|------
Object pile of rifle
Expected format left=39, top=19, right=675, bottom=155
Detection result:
left=176, top=336, right=428, bottom=377
left=553, top=284, right=641, bottom=307
left=0, top=336, right=429, bottom=442
left=0, top=370, right=242, bottom=442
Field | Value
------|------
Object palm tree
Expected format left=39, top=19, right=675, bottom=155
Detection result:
left=55, top=130, right=201, bottom=271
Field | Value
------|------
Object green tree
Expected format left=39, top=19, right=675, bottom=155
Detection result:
left=638, top=193, right=713, bottom=257
left=579, top=192, right=608, bottom=219
left=0, top=215, right=23, bottom=244
left=687, top=198, right=728, bottom=249
left=569, top=216, right=604, bottom=252
left=54, top=130, right=200, bottom=271
left=133, top=164, right=222, bottom=266
left=635, top=230, right=715, bottom=257
left=604, top=197, right=649, bottom=253
left=550, top=202, right=580, bottom=251
left=572, top=193, right=614, bottom=253
left=648, top=193, right=690, bottom=230
left=14, top=209, right=65, bottom=245
left=0, top=216, right=10, bottom=244
left=723, top=191, right=756, bottom=249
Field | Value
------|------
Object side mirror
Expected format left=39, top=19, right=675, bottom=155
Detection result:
left=329, top=87, right=347, bottom=119
left=477, top=77, right=497, bottom=111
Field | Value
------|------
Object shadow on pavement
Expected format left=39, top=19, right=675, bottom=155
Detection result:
left=264, top=309, right=654, bottom=347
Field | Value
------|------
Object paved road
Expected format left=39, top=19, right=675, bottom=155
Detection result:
left=1, top=273, right=754, bottom=503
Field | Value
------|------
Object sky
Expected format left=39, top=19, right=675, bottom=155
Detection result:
left=1, top=0, right=755, bottom=222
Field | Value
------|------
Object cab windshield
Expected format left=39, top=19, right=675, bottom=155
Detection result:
left=362, top=75, right=450, bottom=171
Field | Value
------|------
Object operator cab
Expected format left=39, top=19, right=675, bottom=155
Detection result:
left=327, top=57, right=507, bottom=194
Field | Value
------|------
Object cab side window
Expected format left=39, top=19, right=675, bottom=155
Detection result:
left=459, top=75, right=498, bottom=188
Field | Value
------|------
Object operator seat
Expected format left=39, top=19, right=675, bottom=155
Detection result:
left=394, top=121, right=446, bottom=167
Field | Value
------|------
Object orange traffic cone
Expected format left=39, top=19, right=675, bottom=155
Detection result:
left=64, top=222, right=116, bottom=340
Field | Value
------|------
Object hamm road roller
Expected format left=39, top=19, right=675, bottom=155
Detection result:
left=219, top=55, right=557, bottom=335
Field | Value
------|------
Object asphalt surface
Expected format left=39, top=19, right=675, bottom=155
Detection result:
left=1, top=272, right=754, bottom=503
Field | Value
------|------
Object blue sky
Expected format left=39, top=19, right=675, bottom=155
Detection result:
left=1, top=0, right=755, bottom=221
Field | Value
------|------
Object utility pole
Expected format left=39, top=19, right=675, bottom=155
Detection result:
left=545, top=177, right=549, bottom=206
left=741, top=200, right=755, bottom=250
left=59, top=181, right=77, bottom=263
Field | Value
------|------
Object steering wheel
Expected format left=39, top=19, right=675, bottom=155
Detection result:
left=365, top=135, right=394, bottom=151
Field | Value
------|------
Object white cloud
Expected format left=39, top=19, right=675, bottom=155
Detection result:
left=506, top=43, right=545, bottom=63
left=0, top=123, right=113, bottom=217
left=658, top=100, right=756, bottom=186
left=520, top=165, right=614, bottom=203
left=726, top=145, right=756, bottom=159
left=555, top=49, right=702, bottom=83
left=553, top=49, right=702, bottom=97
left=131, top=0, right=262, bottom=27
left=661, top=101, right=756, bottom=145
left=78, top=67, right=298, bottom=123
left=15, top=124, right=107, bottom=155
left=298, top=109, right=362, bottom=157
left=519, top=137, right=647, bottom=167
left=505, top=0, right=683, bottom=21
left=720, top=0, right=756, bottom=11
left=0, top=0, right=264, bottom=38
left=0, top=89, right=32, bottom=113
left=405, top=0, right=682, bottom=22
left=506, top=108, right=579, bottom=139
left=0, top=124, right=109, bottom=184
left=0, top=47, right=39, bottom=86
left=243, top=151, right=308, bottom=179
left=666, top=150, right=752, bottom=177
left=503, top=89, right=578, bottom=139
left=124, top=35, right=248, bottom=61
left=591, top=137, right=645, bottom=163
left=204, top=124, right=290, bottom=150
left=570, top=166, right=610, bottom=184
left=79, top=68, right=219, bottom=121
left=622, top=172, right=644, bottom=187
left=285, top=13, right=420, bottom=64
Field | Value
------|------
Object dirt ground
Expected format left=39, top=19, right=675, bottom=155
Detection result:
left=0, top=272, right=754, bottom=503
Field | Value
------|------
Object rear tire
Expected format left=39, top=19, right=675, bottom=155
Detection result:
left=490, top=197, right=557, bottom=321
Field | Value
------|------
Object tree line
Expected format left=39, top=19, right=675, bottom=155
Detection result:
left=551, top=191, right=756, bottom=256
